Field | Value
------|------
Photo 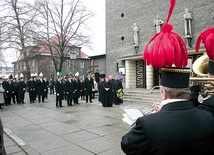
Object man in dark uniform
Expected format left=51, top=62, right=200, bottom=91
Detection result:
left=27, top=74, right=36, bottom=103
left=55, top=73, right=64, bottom=108
left=84, top=74, right=94, bottom=103
left=49, top=79, right=55, bottom=95
left=121, top=1, right=214, bottom=153
left=100, top=71, right=105, bottom=79
left=12, top=78, right=19, bottom=104
left=94, top=70, right=100, bottom=84
left=3, top=75, right=14, bottom=106
left=18, top=77, right=26, bottom=104
left=73, top=76, right=80, bottom=104
left=43, top=78, right=49, bottom=99
left=79, top=78, right=85, bottom=100
left=65, top=76, right=74, bottom=106
left=190, top=26, right=214, bottom=116
left=121, top=67, right=214, bottom=155
left=36, top=73, right=45, bottom=103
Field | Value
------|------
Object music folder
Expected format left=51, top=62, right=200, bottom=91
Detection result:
left=122, top=109, right=144, bottom=126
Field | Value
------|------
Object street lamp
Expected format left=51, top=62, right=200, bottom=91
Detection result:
left=70, top=51, right=76, bottom=73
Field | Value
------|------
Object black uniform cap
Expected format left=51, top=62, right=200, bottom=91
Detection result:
left=161, top=67, right=190, bottom=88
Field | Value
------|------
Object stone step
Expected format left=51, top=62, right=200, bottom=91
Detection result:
left=123, top=98, right=159, bottom=104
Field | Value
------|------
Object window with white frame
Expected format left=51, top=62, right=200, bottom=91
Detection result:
left=79, top=61, right=84, bottom=68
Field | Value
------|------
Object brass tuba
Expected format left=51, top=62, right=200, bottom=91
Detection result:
left=191, top=53, right=214, bottom=95
left=192, top=53, right=209, bottom=77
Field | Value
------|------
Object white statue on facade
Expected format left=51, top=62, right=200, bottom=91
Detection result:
left=183, top=8, right=192, bottom=39
left=133, top=23, right=139, bottom=47
left=154, top=15, right=164, bottom=33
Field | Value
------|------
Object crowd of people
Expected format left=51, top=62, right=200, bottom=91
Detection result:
left=54, top=70, right=124, bottom=108
left=0, top=73, right=50, bottom=109
left=0, top=70, right=124, bottom=109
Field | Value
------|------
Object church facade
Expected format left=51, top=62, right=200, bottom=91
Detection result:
left=106, top=0, right=214, bottom=89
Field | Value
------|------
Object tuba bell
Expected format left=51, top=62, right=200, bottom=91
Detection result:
left=192, top=53, right=209, bottom=77
left=190, top=53, right=214, bottom=95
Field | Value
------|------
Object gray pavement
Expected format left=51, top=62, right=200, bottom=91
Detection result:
left=1, top=93, right=153, bottom=155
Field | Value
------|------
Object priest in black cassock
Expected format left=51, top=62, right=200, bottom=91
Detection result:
left=102, top=76, right=113, bottom=107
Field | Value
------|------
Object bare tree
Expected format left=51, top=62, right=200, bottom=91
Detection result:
left=34, top=0, right=93, bottom=72
left=0, top=0, right=39, bottom=78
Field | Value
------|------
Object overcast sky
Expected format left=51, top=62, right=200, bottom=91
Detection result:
left=3, top=0, right=106, bottom=66
left=82, top=0, right=106, bottom=56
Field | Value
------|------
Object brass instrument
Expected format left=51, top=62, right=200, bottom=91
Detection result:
left=190, top=53, right=214, bottom=95
left=143, top=106, right=157, bottom=115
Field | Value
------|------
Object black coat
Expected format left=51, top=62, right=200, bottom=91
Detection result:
left=18, top=81, right=26, bottom=94
left=121, top=101, right=214, bottom=155
left=55, top=80, right=64, bottom=100
left=44, top=80, right=49, bottom=94
left=36, top=80, right=45, bottom=95
left=27, top=80, right=36, bottom=93
left=65, top=80, right=75, bottom=100
left=113, top=80, right=123, bottom=104
left=3, top=81, right=14, bottom=98
left=13, top=82, right=19, bottom=93
left=73, top=80, right=80, bottom=98
left=98, top=81, right=105, bottom=102
left=94, top=72, right=100, bottom=83
left=84, top=78, right=94, bottom=95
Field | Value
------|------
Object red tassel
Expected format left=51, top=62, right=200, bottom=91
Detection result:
left=143, top=24, right=188, bottom=68
left=142, top=0, right=188, bottom=68
left=196, top=27, right=214, bottom=60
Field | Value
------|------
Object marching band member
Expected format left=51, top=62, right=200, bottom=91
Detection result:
left=121, top=0, right=214, bottom=154
left=190, top=26, right=214, bottom=116
left=55, top=72, right=64, bottom=108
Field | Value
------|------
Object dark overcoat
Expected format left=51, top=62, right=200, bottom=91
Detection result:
left=36, top=80, right=45, bottom=95
left=98, top=81, right=104, bottom=102
left=44, top=80, right=49, bottom=96
left=3, top=81, right=14, bottom=99
left=55, top=80, right=64, bottom=101
left=73, top=79, right=80, bottom=98
left=113, top=80, right=123, bottom=104
left=27, top=80, right=36, bottom=93
left=79, top=81, right=85, bottom=96
left=121, top=101, right=214, bottom=155
left=18, top=81, right=26, bottom=94
left=84, top=78, right=94, bottom=96
left=65, top=80, right=74, bottom=100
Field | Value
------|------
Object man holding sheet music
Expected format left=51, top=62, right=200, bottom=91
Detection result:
left=121, top=67, right=214, bottom=155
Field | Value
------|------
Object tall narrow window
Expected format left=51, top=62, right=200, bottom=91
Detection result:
left=80, top=61, right=84, bottom=68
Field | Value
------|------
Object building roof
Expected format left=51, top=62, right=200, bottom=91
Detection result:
left=88, top=54, right=106, bottom=59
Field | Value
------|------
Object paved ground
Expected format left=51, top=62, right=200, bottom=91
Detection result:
left=0, top=92, right=154, bottom=155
